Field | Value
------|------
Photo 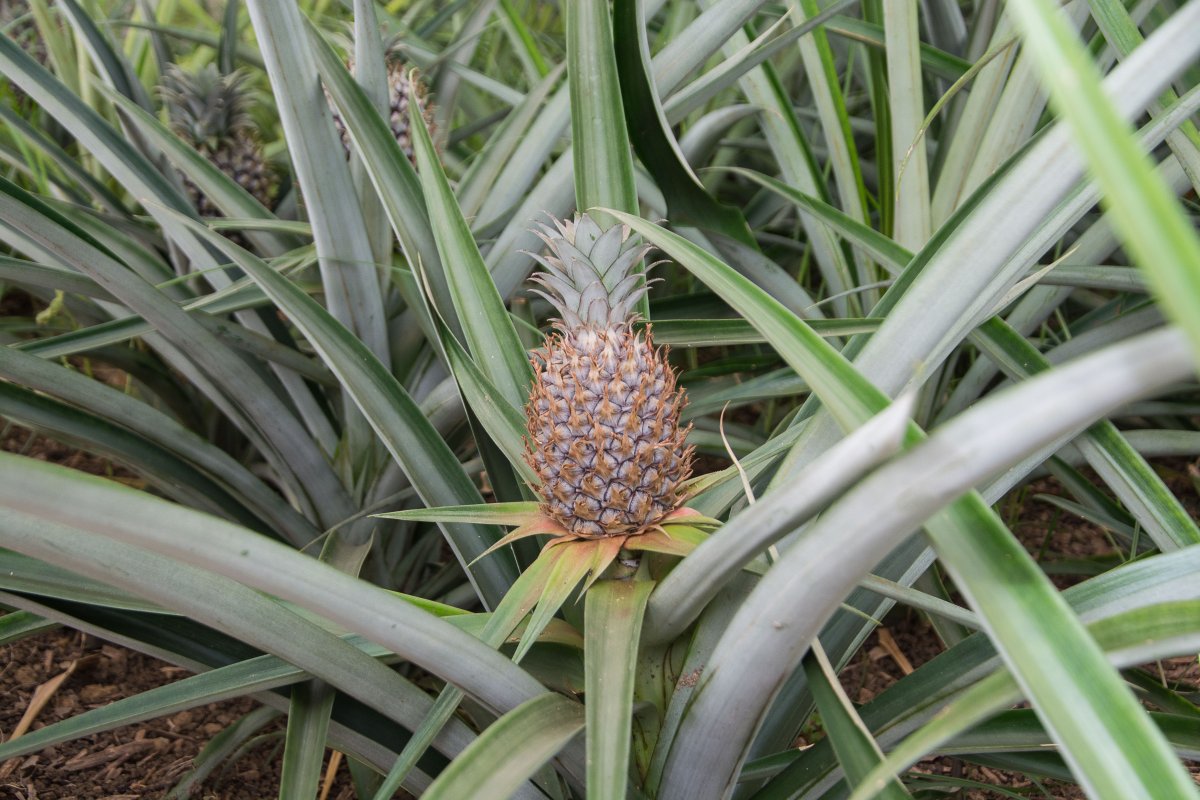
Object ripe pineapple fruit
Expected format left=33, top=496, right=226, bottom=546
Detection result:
left=160, top=64, right=275, bottom=216
left=330, top=46, right=433, bottom=163
left=524, top=214, right=694, bottom=539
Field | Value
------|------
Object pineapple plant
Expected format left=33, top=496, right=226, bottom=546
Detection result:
left=2, top=2, right=1200, bottom=798
left=523, top=214, right=694, bottom=539
left=159, top=64, right=275, bottom=217
left=329, top=44, right=433, bottom=163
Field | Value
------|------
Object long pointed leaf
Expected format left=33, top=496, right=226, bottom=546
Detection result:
left=408, top=74, right=533, bottom=412
left=567, top=0, right=638, bottom=230
left=422, top=693, right=585, bottom=800
left=161, top=209, right=519, bottom=607
left=244, top=0, right=389, bottom=364
left=585, top=579, right=655, bottom=800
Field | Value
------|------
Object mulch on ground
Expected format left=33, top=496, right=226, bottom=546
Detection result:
left=0, top=428, right=361, bottom=799
left=0, top=627, right=347, bottom=800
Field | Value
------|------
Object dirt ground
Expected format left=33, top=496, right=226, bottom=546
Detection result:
left=0, top=427, right=366, bottom=800
left=0, top=423, right=1197, bottom=798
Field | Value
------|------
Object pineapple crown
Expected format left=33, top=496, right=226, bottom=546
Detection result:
left=160, top=64, right=255, bottom=150
left=528, top=214, right=654, bottom=330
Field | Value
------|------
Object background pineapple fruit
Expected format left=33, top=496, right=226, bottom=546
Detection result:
left=160, top=64, right=275, bottom=216
left=2, top=0, right=49, bottom=104
left=524, top=214, right=694, bottom=538
left=330, top=46, right=433, bottom=163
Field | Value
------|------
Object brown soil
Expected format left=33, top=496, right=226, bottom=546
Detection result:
left=0, top=427, right=362, bottom=799
left=0, top=627, right=359, bottom=799
left=833, top=462, right=1200, bottom=798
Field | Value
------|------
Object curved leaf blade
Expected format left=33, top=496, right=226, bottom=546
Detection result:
left=422, top=693, right=585, bottom=800
left=585, top=579, right=655, bottom=800
left=160, top=210, right=520, bottom=607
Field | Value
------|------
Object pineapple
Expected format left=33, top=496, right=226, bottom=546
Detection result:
left=2, top=0, right=48, bottom=103
left=524, top=214, right=694, bottom=539
left=330, top=47, right=433, bottom=163
left=159, top=64, right=274, bottom=217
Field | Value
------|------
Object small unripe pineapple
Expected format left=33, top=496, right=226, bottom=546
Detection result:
left=524, top=214, right=694, bottom=538
left=160, top=65, right=275, bottom=216
left=330, top=49, right=434, bottom=163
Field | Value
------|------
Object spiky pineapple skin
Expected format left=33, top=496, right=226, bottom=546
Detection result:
left=186, top=131, right=274, bottom=218
left=526, top=324, right=692, bottom=537
left=331, top=56, right=433, bottom=162
left=523, top=215, right=693, bottom=538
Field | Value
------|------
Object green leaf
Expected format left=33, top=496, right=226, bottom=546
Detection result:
left=374, top=502, right=540, bottom=526
left=0, top=549, right=165, bottom=613
left=825, top=15, right=970, bottom=81
left=567, top=0, right=638, bottom=231
left=159, top=209, right=519, bottom=607
left=695, top=10, right=857, bottom=316
left=643, top=394, right=915, bottom=644
left=217, top=0, right=238, bottom=74
left=458, top=64, right=565, bottom=222
left=0, top=32, right=215, bottom=262
left=725, top=167, right=910, bottom=272
left=0, top=252, right=113, bottom=299
left=883, top=0, right=931, bottom=249
left=306, top=23, right=445, bottom=329
left=421, top=693, right=585, bottom=800
left=408, top=73, right=533, bottom=413
left=795, top=0, right=870, bottom=228
left=244, top=0, right=389, bottom=364
left=655, top=327, right=1198, bottom=799
left=649, top=318, right=882, bottom=347
left=585, top=579, right=655, bottom=800
left=0, top=500, right=478, bottom=766
left=0, top=610, right=57, bottom=644
left=0, top=177, right=353, bottom=530
left=730, top=170, right=1200, bottom=552
left=711, top=545, right=1200, bottom=797
left=0, top=103, right=123, bottom=211
left=57, top=0, right=153, bottom=109
left=1004, top=0, right=1200, bottom=365
left=0, top=381, right=269, bottom=533
left=432, top=313, right=540, bottom=485
left=845, top=601, right=1200, bottom=800
left=973, top=317, right=1200, bottom=551
left=1086, top=0, right=1200, bottom=194
left=0, top=453, right=551, bottom=726
left=612, top=0, right=755, bottom=246
left=371, top=551, right=584, bottom=799
left=281, top=681, right=336, bottom=800
left=804, top=644, right=911, bottom=799
left=606, top=211, right=883, bottom=428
